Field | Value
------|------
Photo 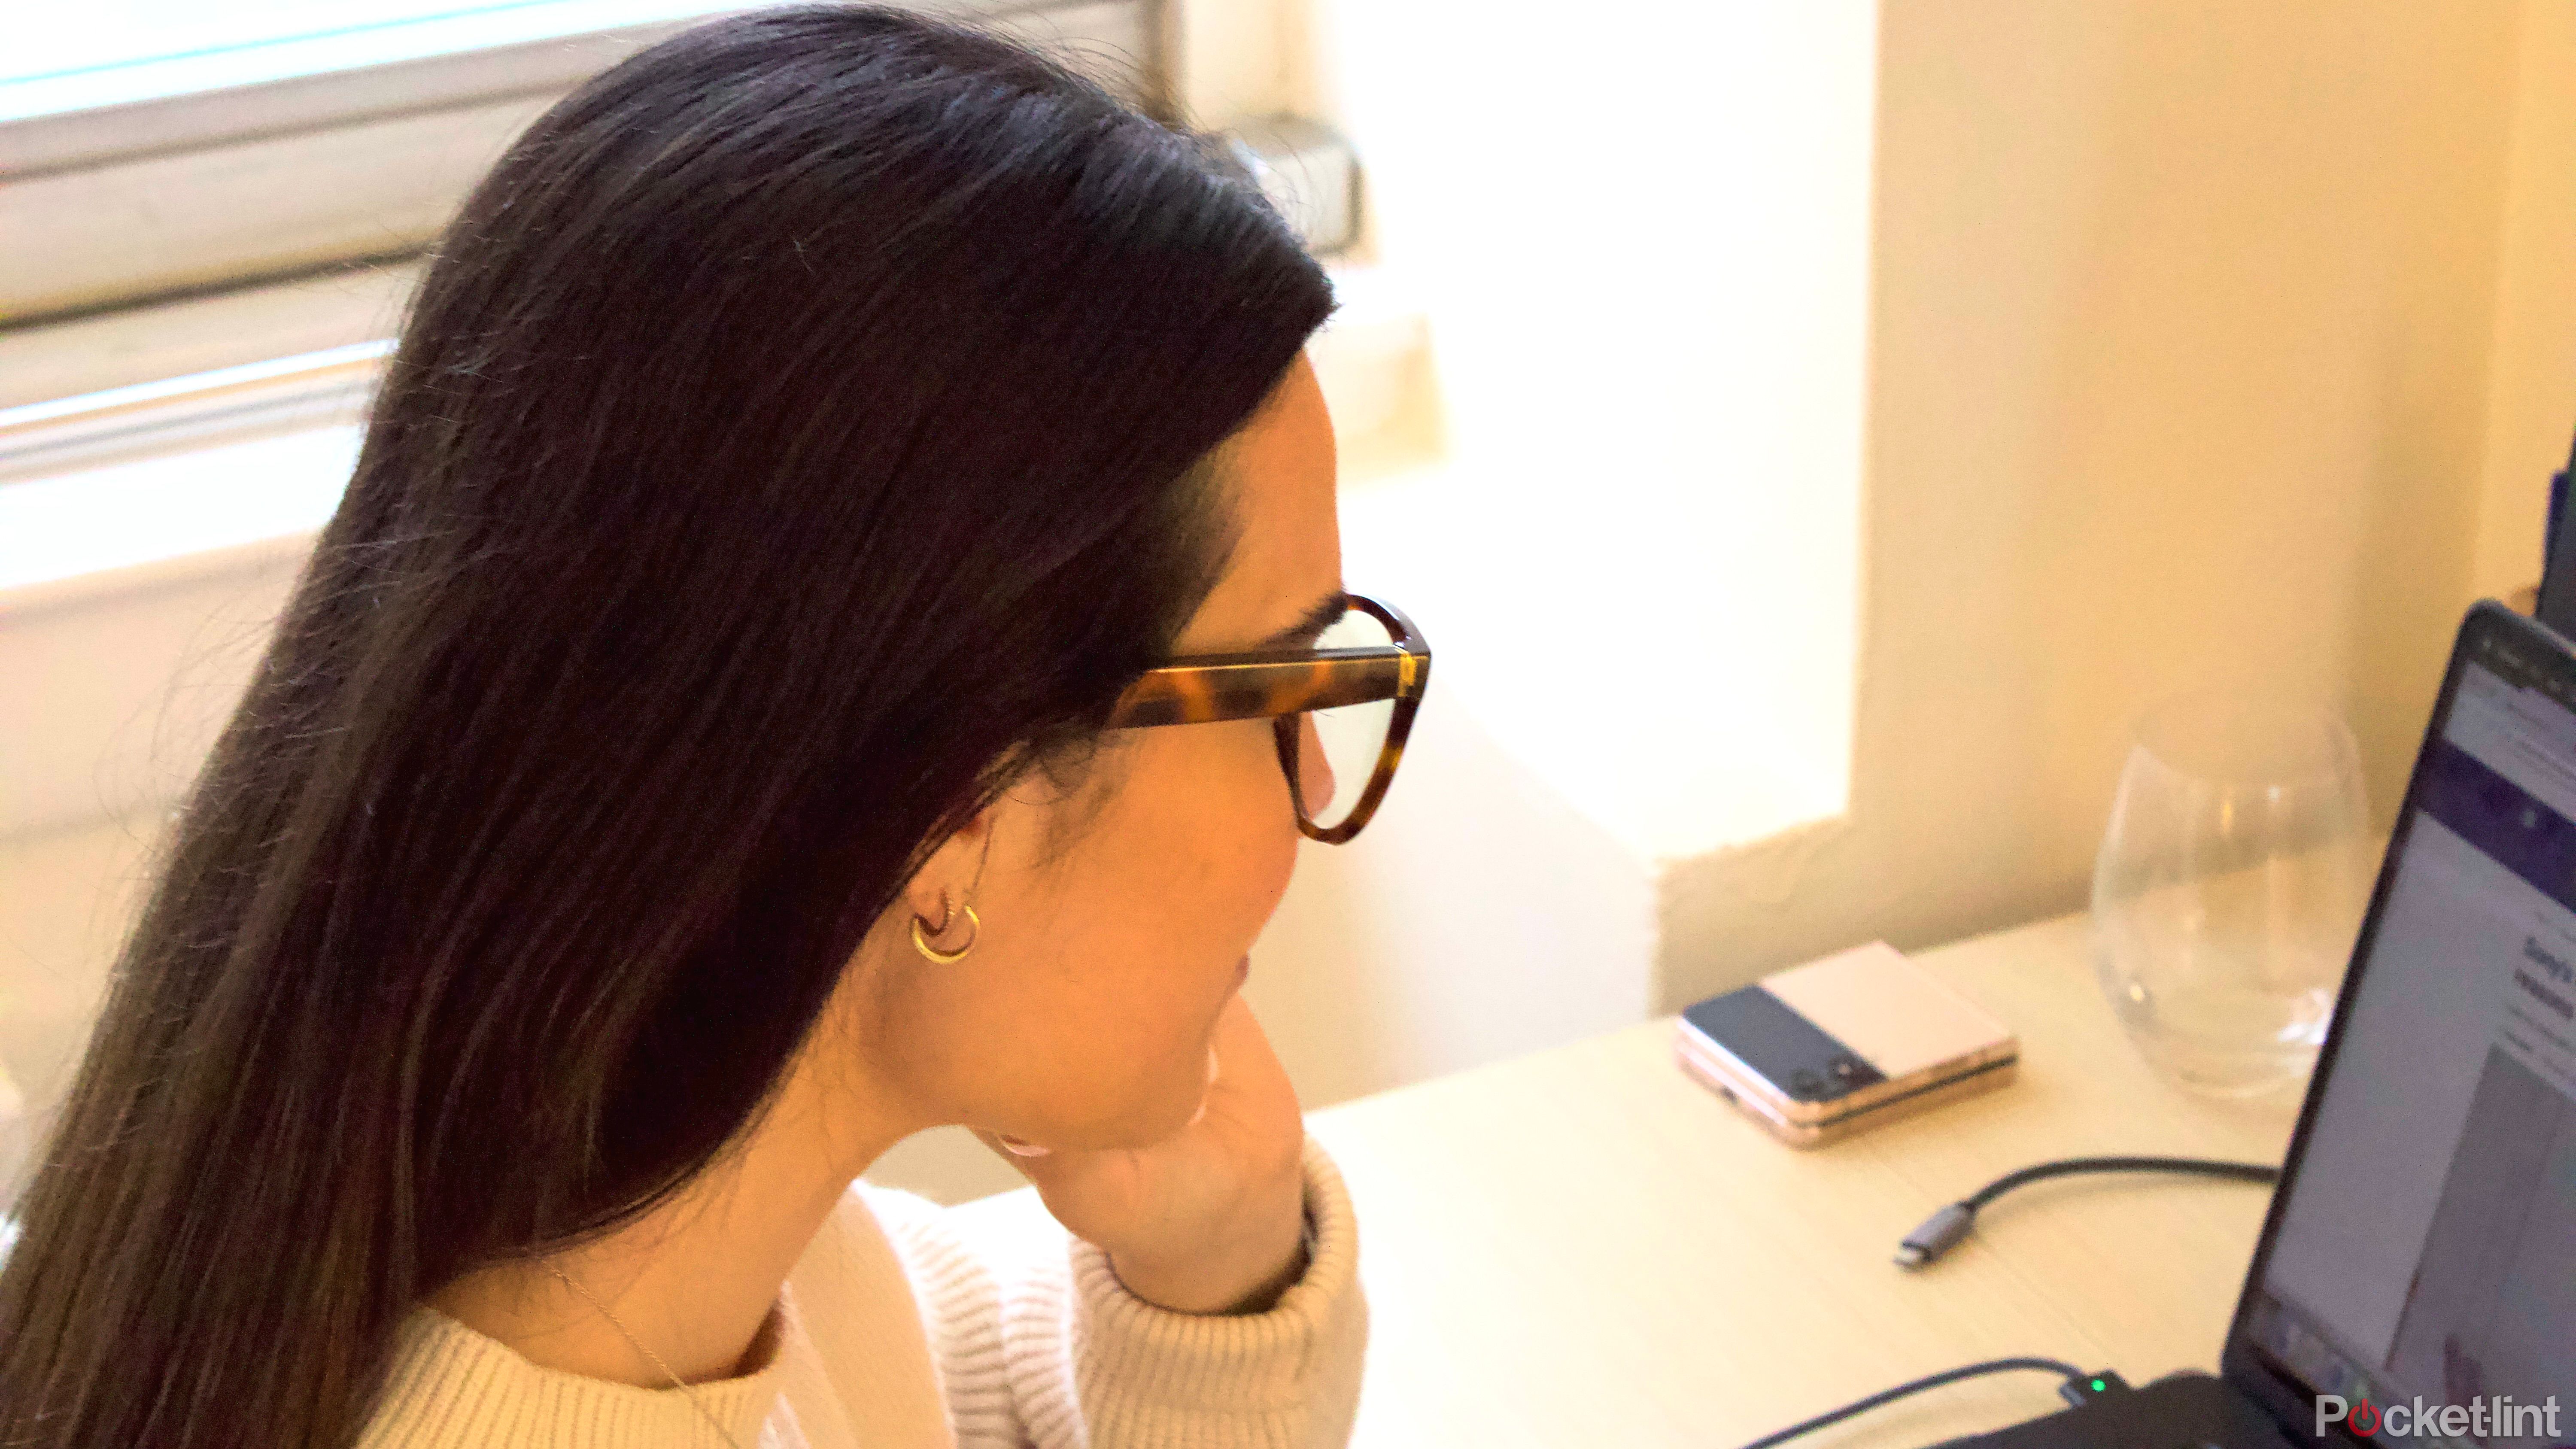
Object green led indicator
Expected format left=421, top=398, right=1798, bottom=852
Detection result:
left=2090, top=1379, right=2107, bottom=1393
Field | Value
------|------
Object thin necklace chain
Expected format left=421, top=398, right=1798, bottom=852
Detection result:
left=546, top=1261, right=750, bottom=1449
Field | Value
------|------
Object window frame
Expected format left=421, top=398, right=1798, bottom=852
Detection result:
left=0, top=0, right=1173, bottom=327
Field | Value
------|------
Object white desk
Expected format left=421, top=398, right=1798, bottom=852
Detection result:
left=1305, top=911, right=2302, bottom=1449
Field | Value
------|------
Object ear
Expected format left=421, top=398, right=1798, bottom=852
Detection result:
left=902, top=804, right=996, bottom=921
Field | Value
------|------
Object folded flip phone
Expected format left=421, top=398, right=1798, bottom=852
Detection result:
left=1675, top=942, right=2019, bottom=1148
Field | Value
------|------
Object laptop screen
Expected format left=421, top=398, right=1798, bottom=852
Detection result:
left=2239, top=621, right=2576, bottom=1442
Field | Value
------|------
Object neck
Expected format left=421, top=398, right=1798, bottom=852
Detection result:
left=427, top=1040, right=923, bottom=1388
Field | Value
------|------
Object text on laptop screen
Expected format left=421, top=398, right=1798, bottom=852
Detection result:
left=2247, top=647, right=2576, bottom=1436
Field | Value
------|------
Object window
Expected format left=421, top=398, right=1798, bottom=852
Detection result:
left=1, top=1, right=1169, bottom=392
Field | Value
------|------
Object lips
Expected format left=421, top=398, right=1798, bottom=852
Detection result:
left=1235, top=954, right=1251, bottom=987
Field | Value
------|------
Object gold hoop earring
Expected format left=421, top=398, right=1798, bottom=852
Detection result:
left=911, top=894, right=980, bottom=963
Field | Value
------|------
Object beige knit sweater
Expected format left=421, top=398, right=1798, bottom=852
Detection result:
left=352, top=1137, right=1364, bottom=1449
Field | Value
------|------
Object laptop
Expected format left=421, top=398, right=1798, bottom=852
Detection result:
left=1959, top=599, right=2576, bottom=1449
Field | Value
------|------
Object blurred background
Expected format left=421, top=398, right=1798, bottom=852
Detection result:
left=4, top=0, right=2572, bottom=1203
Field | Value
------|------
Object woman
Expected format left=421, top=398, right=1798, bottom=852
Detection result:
left=0, top=8, right=1434, bottom=1446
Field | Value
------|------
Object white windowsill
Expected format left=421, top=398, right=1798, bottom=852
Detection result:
left=0, top=424, right=358, bottom=616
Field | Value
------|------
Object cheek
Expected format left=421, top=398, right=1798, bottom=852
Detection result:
left=1170, top=725, right=1301, bottom=943
left=850, top=730, right=1306, bottom=1147
left=1105, top=753, right=1288, bottom=983
left=1092, top=727, right=1298, bottom=1011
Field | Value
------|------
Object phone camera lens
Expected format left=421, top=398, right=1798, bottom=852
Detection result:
left=1829, top=1054, right=1867, bottom=1083
left=1788, top=1067, right=1829, bottom=1100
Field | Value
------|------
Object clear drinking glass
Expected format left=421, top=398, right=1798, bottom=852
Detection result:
left=2090, top=693, right=2375, bottom=1097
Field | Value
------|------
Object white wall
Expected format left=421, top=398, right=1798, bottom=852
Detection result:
left=1285, top=0, right=1878, bottom=866
left=2470, top=1, right=2576, bottom=604
left=1274, top=0, right=2576, bottom=1028
left=0, top=546, right=309, bottom=1194
left=1662, top=0, right=2574, bottom=1009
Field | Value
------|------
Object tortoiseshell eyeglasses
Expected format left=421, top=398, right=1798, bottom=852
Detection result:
left=1105, top=593, right=1431, bottom=843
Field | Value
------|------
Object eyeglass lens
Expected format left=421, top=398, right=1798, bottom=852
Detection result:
left=1294, top=605, right=1400, bottom=833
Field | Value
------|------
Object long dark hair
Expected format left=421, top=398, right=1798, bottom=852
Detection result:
left=0, top=9, right=1331, bottom=1444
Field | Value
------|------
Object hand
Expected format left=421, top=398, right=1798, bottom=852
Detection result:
left=973, top=993, right=1309, bottom=1314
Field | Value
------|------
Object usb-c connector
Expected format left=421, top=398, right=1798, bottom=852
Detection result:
left=1894, top=1203, right=1975, bottom=1269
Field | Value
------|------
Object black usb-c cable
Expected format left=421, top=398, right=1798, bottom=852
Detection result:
left=1894, top=1155, right=2281, bottom=1268
left=1732, top=1155, right=2282, bottom=1449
